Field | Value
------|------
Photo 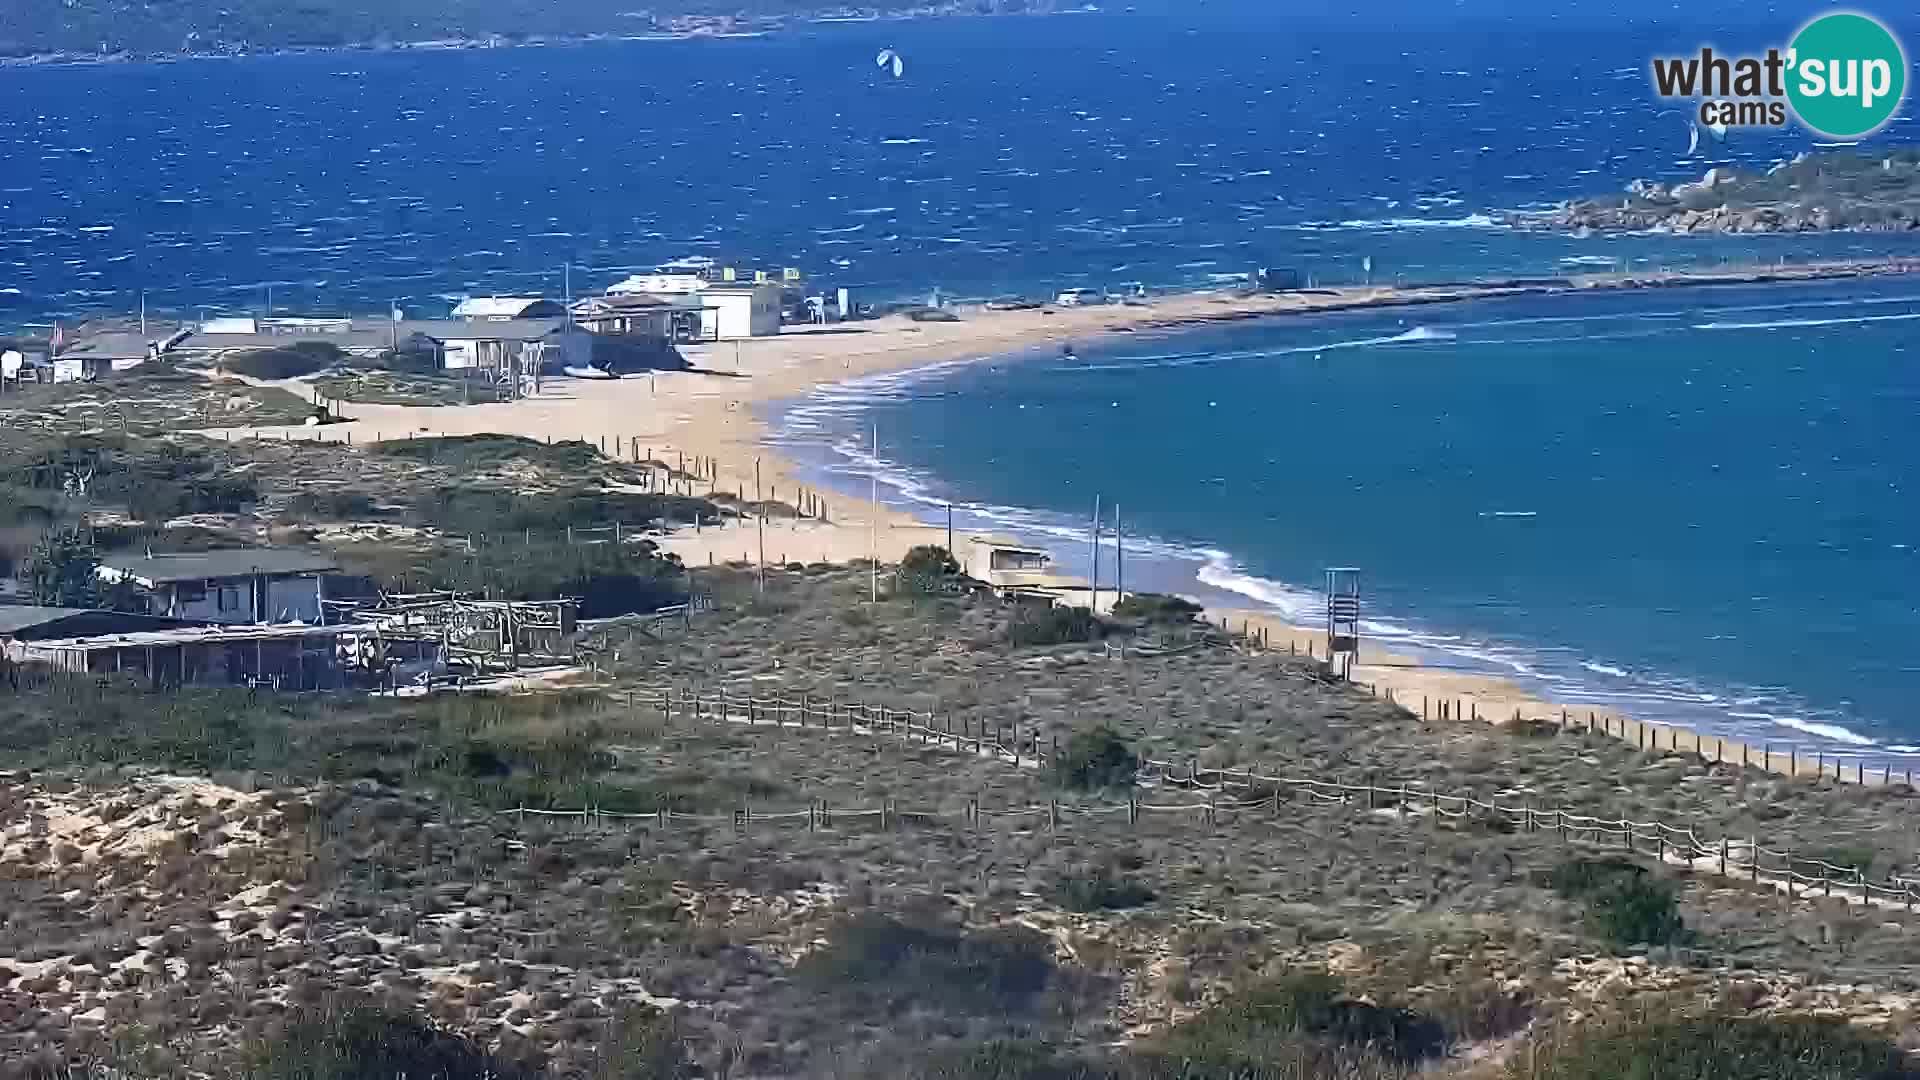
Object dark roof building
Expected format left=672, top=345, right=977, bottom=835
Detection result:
left=98, top=550, right=340, bottom=586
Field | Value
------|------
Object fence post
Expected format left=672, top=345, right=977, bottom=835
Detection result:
left=1128, top=792, right=1139, bottom=826
left=1720, top=839, right=1728, bottom=876
left=1048, top=799, right=1059, bottom=829
left=1751, top=837, right=1759, bottom=884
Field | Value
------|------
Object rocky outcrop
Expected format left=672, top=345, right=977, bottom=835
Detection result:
left=1507, top=150, right=1920, bottom=235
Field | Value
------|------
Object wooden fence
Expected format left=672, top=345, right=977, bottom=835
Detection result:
left=483, top=685, right=1920, bottom=915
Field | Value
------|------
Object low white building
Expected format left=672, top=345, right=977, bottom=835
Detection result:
left=700, top=284, right=783, bottom=339
left=96, top=549, right=341, bottom=625
left=430, top=319, right=592, bottom=374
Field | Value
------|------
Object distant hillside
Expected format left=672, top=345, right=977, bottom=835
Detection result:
left=0, top=0, right=1055, bottom=57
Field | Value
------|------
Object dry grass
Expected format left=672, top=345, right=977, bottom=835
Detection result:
left=2, top=564, right=1920, bottom=1074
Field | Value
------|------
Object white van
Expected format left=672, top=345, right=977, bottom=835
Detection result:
left=1053, top=288, right=1102, bottom=307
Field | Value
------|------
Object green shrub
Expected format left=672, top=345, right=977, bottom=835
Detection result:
left=415, top=486, right=715, bottom=535
left=1052, top=726, right=1139, bottom=790
left=1009, top=605, right=1103, bottom=646
left=1508, top=1011, right=1920, bottom=1080
left=404, top=540, right=685, bottom=618
left=23, top=532, right=101, bottom=607
left=373, top=433, right=602, bottom=472
left=1157, top=971, right=1447, bottom=1066
left=244, top=1004, right=530, bottom=1079
left=1053, top=858, right=1155, bottom=911
left=584, top=1009, right=696, bottom=1080
left=284, top=489, right=380, bottom=522
left=222, top=340, right=349, bottom=380
left=363, top=347, right=445, bottom=374
left=1108, top=592, right=1203, bottom=626
left=1544, top=857, right=1689, bottom=948
left=796, top=913, right=1054, bottom=1015
left=896, top=1041, right=1112, bottom=1079
left=897, top=544, right=963, bottom=594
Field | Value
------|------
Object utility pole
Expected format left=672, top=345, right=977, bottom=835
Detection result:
left=1090, top=494, right=1101, bottom=612
left=870, top=422, right=879, bottom=603
left=946, top=502, right=953, bottom=557
left=139, top=290, right=147, bottom=340
left=1114, top=502, right=1123, bottom=598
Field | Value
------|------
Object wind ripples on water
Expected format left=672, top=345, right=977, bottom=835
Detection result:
left=770, top=278, right=1920, bottom=763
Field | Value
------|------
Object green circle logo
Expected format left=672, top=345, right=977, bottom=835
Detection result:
left=1786, top=12, right=1907, bottom=139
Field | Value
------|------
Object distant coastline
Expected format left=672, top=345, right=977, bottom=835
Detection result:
left=0, top=4, right=1098, bottom=69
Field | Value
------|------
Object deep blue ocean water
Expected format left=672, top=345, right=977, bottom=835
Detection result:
left=0, top=11, right=1916, bottom=317
left=3, top=10, right=1919, bottom=755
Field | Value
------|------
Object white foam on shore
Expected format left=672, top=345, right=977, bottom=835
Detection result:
left=1695, top=311, right=1920, bottom=331
left=766, top=315, right=1904, bottom=761
left=1728, top=711, right=1878, bottom=746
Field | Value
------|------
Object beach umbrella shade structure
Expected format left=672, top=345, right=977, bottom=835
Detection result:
left=875, top=48, right=904, bottom=78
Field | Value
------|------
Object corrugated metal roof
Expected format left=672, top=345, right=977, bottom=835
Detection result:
left=0, top=606, right=91, bottom=635
left=412, top=318, right=571, bottom=342
left=451, top=298, right=564, bottom=319
left=99, top=549, right=340, bottom=585
left=24, top=622, right=350, bottom=652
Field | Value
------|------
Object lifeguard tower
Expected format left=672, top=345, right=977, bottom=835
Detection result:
left=1324, top=567, right=1361, bottom=681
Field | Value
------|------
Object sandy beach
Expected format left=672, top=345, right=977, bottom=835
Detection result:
left=208, top=257, right=1920, bottom=764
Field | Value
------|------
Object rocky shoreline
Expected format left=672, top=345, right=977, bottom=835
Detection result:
left=1507, top=148, right=1920, bottom=235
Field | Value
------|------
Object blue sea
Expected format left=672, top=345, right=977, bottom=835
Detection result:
left=3, top=9, right=1918, bottom=756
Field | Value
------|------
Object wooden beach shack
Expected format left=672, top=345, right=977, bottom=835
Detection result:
left=953, top=533, right=1130, bottom=614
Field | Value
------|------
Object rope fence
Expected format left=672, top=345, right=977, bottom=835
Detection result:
left=488, top=684, right=1920, bottom=915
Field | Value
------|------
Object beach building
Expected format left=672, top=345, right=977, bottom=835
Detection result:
left=435, top=319, right=591, bottom=375
left=95, top=549, right=341, bottom=625
left=953, top=534, right=1132, bottom=614
left=699, top=284, right=783, bottom=339
left=451, top=297, right=567, bottom=321
left=0, top=607, right=205, bottom=662
left=12, top=622, right=395, bottom=691
left=570, top=294, right=688, bottom=338
left=602, top=264, right=789, bottom=339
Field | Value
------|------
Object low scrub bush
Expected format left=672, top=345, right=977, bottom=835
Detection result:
left=1508, top=1011, right=1920, bottom=1080
left=1052, top=726, right=1139, bottom=790
left=284, top=489, right=381, bottom=522
left=244, top=1004, right=530, bottom=1079
left=796, top=913, right=1054, bottom=1015
left=1544, top=857, right=1689, bottom=948
left=374, top=433, right=602, bottom=472
left=1008, top=605, right=1104, bottom=646
left=416, top=486, right=716, bottom=535
left=405, top=541, right=686, bottom=618
left=1053, top=855, right=1155, bottom=911
left=222, top=340, right=348, bottom=380
left=1156, top=971, right=1447, bottom=1066
left=1108, top=592, right=1202, bottom=626
left=896, top=544, right=963, bottom=595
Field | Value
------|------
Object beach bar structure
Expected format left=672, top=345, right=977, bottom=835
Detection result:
left=13, top=623, right=379, bottom=690
left=97, top=549, right=342, bottom=625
